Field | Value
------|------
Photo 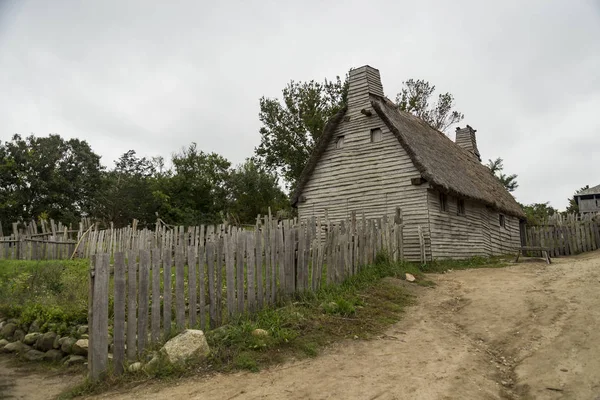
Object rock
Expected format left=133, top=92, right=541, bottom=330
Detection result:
left=53, top=335, right=61, bottom=349
left=61, top=337, right=77, bottom=354
left=43, top=349, right=64, bottom=362
left=36, top=332, right=57, bottom=352
left=29, top=320, right=41, bottom=333
left=405, top=273, right=416, bottom=282
left=77, top=325, right=88, bottom=335
left=0, top=323, right=17, bottom=340
left=23, top=332, right=43, bottom=346
left=251, top=329, right=269, bottom=337
left=0, top=321, right=5, bottom=331
left=72, top=339, right=88, bottom=356
left=0, top=339, right=8, bottom=348
left=64, top=355, right=86, bottom=367
left=12, top=329, right=25, bottom=343
left=24, top=349, right=45, bottom=361
left=3, top=341, right=32, bottom=354
left=128, top=362, right=143, bottom=372
left=160, top=329, right=210, bottom=365
left=80, top=334, right=89, bottom=340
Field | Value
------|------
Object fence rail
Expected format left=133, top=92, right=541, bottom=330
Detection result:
left=524, top=220, right=600, bottom=257
left=88, top=211, right=405, bottom=380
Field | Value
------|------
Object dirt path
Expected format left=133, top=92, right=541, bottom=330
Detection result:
left=5, top=251, right=600, bottom=399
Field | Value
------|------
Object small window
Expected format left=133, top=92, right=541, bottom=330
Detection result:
left=370, top=128, right=382, bottom=143
left=499, top=214, right=506, bottom=228
left=457, top=199, right=465, bottom=215
left=439, top=193, right=448, bottom=212
left=336, top=136, right=344, bottom=149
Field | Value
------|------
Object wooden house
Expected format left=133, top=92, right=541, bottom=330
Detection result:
left=291, top=65, right=525, bottom=261
left=575, top=184, right=600, bottom=214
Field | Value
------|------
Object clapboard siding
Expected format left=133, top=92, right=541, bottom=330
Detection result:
left=427, top=190, right=520, bottom=258
left=298, top=106, right=431, bottom=261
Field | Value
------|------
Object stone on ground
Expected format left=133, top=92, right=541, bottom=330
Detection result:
left=160, top=329, right=210, bottom=365
left=128, top=362, right=143, bottom=372
left=24, top=349, right=45, bottom=361
left=36, top=332, right=57, bottom=352
left=0, top=339, right=8, bottom=348
left=252, top=329, right=269, bottom=337
left=61, top=337, right=77, bottom=354
left=23, top=332, right=43, bottom=346
left=64, top=355, right=86, bottom=366
left=2, top=341, right=32, bottom=354
left=13, top=329, right=25, bottom=342
left=0, top=323, right=17, bottom=340
left=72, top=339, right=88, bottom=356
left=43, top=349, right=64, bottom=362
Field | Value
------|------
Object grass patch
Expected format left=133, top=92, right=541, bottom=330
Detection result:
left=419, top=255, right=511, bottom=274
left=0, top=259, right=89, bottom=333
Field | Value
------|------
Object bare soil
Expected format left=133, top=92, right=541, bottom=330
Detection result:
left=4, top=251, right=600, bottom=399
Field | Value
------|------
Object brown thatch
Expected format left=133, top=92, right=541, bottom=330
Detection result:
left=292, top=95, right=525, bottom=219
left=370, top=95, right=524, bottom=218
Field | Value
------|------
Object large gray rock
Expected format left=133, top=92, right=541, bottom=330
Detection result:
left=29, top=320, right=41, bottom=333
left=3, top=341, right=32, bottom=354
left=0, top=339, right=8, bottom=348
left=13, top=329, right=25, bottom=342
left=36, top=332, right=57, bottom=352
left=43, top=349, right=64, bottom=362
left=61, top=337, right=77, bottom=354
left=23, top=332, right=43, bottom=346
left=24, top=349, right=45, bottom=361
left=72, top=339, right=88, bottom=356
left=53, top=335, right=61, bottom=349
left=64, top=355, right=86, bottom=367
left=160, top=329, right=210, bottom=365
left=77, top=325, right=88, bottom=335
left=0, top=323, right=17, bottom=340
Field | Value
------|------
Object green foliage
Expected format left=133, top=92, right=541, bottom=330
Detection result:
left=255, top=76, right=349, bottom=189
left=418, top=256, right=510, bottom=273
left=0, top=259, right=89, bottom=329
left=487, top=157, right=519, bottom=192
left=520, top=202, right=557, bottom=225
left=0, top=134, right=103, bottom=230
left=396, top=79, right=464, bottom=132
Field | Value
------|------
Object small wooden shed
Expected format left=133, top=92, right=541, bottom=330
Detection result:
left=575, top=184, right=600, bottom=214
left=291, top=65, right=525, bottom=261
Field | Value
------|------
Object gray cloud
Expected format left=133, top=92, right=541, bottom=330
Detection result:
left=1, top=0, right=599, bottom=209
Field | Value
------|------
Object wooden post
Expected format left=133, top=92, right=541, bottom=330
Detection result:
left=225, top=230, right=235, bottom=316
left=127, top=250, right=138, bottom=361
left=246, top=234, right=256, bottom=313
left=175, top=247, right=186, bottom=330
left=236, top=231, right=245, bottom=313
left=187, top=247, right=197, bottom=329
left=113, top=252, right=126, bottom=375
left=90, top=253, right=109, bottom=381
left=151, top=249, right=161, bottom=343
left=163, top=249, right=172, bottom=339
left=207, top=240, right=217, bottom=327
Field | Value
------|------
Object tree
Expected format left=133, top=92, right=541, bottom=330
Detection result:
left=520, top=202, right=557, bottom=225
left=0, top=134, right=103, bottom=227
left=255, top=76, right=348, bottom=189
left=227, top=159, right=289, bottom=224
left=566, top=185, right=589, bottom=213
left=487, top=157, right=518, bottom=192
left=395, top=79, right=464, bottom=132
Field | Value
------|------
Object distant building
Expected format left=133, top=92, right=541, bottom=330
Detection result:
left=291, top=65, right=525, bottom=261
left=575, top=184, right=600, bottom=214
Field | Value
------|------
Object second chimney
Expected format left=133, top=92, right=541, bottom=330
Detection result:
left=455, top=125, right=481, bottom=161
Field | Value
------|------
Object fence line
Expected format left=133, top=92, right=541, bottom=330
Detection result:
left=87, top=211, right=405, bottom=381
left=524, top=220, right=600, bottom=257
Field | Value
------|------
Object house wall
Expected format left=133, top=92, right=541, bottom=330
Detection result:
left=297, top=105, right=431, bottom=262
left=427, top=190, right=521, bottom=259
left=578, top=196, right=600, bottom=213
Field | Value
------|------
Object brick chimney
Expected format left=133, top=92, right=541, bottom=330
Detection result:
left=347, top=66, right=384, bottom=110
left=455, top=125, right=481, bottom=161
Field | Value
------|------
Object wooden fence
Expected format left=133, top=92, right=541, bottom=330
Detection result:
left=88, top=212, right=405, bottom=380
left=524, top=220, right=600, bottom=257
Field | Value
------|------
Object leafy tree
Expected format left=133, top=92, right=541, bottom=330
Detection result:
left=520, top=202, right=557, bottom=225
left=487, top=157, right=518, bottom=192
left=255, top=76, right=348, bottom=189
left=227, top=159, right=289, bottom=224
left=395, top=79, right=464, bottom=132
left=566, top=185, right=589, bottom=213
left=0, top=134, right=103, bottom=227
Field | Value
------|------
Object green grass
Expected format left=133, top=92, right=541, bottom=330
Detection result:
left=419, top=255, right=511, bottom=273
left=0, top=259, right=90, bottom=334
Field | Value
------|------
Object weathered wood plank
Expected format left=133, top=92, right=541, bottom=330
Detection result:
left=127, top=251, right=138, bottom=361
left=216, top=235, right=223, bottom=326
left=187, top=246, right=197, bottom=328
left=137, top=250, right=150, bottom=355
left=90, top=253, right=109, bottom=381
left=151, top=249, right=161, bottom=343
left=246, top=233, right=256, bottom=313
left=236, top=231, right=245, bottom=313
left=225, top=230, right=235, bottom=316
left=163, top=249, right=172, bottom=339
left=198, top=236, right=207, bottom=330
left=206, top=240, right=217, bottom=327
left=175, top=247, right=186, bottom=330
left=255, top=224, right=263, bottom=309
left=113, top=252, right=126, bottom=376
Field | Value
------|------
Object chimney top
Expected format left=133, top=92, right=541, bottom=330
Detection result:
left=347, top=65, right=384, bottom=109
left=455, top=125, right=481, bottom=162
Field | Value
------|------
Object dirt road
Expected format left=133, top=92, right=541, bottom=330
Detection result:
left=4, top=251, right=600, bottom=399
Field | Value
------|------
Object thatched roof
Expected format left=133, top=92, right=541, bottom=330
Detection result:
left=292, top=94, right=525, bottom=219
left=576, top=184, right=600, bottom=196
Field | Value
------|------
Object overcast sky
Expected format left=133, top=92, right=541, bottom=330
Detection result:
left=0, top=0, right=598, bottom=210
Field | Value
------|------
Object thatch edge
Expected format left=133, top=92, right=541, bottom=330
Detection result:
left=291, top=106, right=348, bottom=206
left=371, top=99, right=525, bottom=219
